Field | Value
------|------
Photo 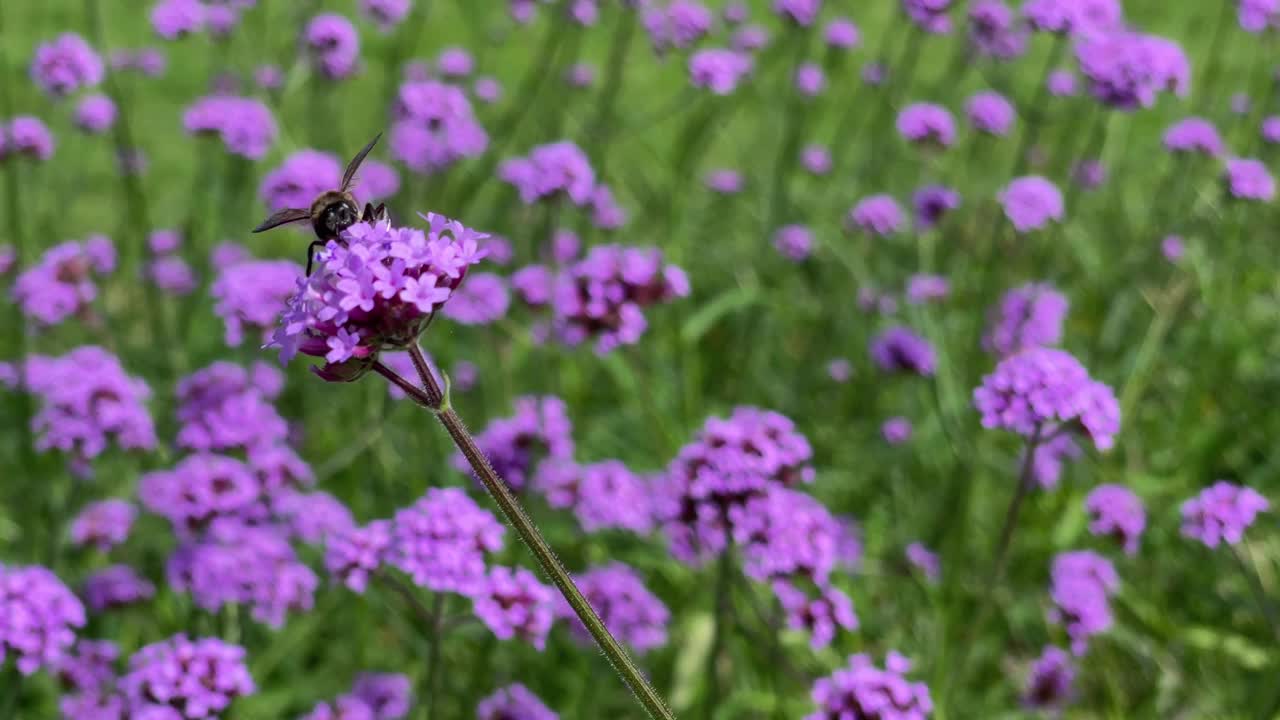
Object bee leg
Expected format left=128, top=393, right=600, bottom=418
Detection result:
left=306, top=239, right=326, bottom=276
left=361, top=202, right=389, bottom=223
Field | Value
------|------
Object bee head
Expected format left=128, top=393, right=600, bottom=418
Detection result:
left=311, top=192, right=360, bottom=240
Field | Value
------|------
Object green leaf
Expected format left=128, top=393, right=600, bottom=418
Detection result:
left=681, top=284, right=760, bottom=345
left=671, top=612, right=714, bottom=713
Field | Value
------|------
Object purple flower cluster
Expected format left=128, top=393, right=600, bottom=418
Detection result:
left=151, top=0, right=205, bottom=39
left=472, top=566, right=555, bottom=649
left=535, top=459, right=655, bottom=533
left=1075, top=32, right=1189, bottom=110
left=23, top=346, right=157, bottom=464
left=325, top=520, right=394, bottom=593
left=882, top=417, right=913, bottom=444
left=558, top=563, right=670, bottom=653
left=969, top=1, right=1027, bottom=59
left=500, top=141, right=600, bottom=207
left=806, top=651, right=933, bottom=720
left=361, top=0, right=412, bottom=31
left=1085, top=484, right=1145, bottom=554
left=1023, top=646, right=1074, bottom=709
left=773, top=224, right=813, bottom=261
left=1, top=116, right=56, bottom=161
left=1180, top=481, right=1269, bottom=548
left=1224, top=158, right=1276, bottom=201
left=974, top=347, right=1120, bottom=450
left=305, top=13, right=361, bottom=79
left=774, top=582, right=857, bottom=649
left=1048, top=550, right=1118, bottom=655
left=70, top=499, right=136, bottom=551
left=966, top=90, right=1015, bottom=136
left=30, top=33, right=104, bottom=96
left=688, top=49, right=754, bottom=95
left=391, top=80, right=488, bottom=174
left=441, top=272, right=510, bottom=325
left=110, top=47, right=166, bottom=75
left=119, top=634, right=254, bottom=717
left=270, top=215, right=486, bottom=379
left=477, top=683, right=558, bottom=720
left=903, top=0, right=954, bottom=34
left=211, top=257, right=304, bottom=346
left=168, top=518, right=318, bottom=627
left=999, top=176, right=1063, bottom=232
left=1023, top=0, right=1122, bottom=36
left=1163, top=117, right=1225, bottom=156
left=775, top=0, right=821, bottom=25
left=182, top=95, right=277, bottom=159
left=13, top=235, right=114, bottom=325
left=386, top=488, right=505, bottom=595
left=825, top=18, right=860, bottom=48
left=174, top=361, right=288, bottom=451
left=273, top=490, right=356, bottom=545
left=643, top=0, right=714, bottom=52
left=848, top=195, right=905, bottom=236
left=870, top=326, right=936, bottom=376
left=983, top=282, right=1068, bottom=356
left=139, top=453, right=261, bottom=533
left=913, top=185, right=962, bottom=230
left=83, top=565, right=156, bottom=612
left=655, top=406, right=815, bottom=564
left=300, top=672, right=412, bottom=719
left=1029, top=433, right=1082, bottom=488
left=906, top=542, right=940, bottom=582
left=459, top=395, right=573, bottom=493
left=906, top=274, right=949, bottom=304
left=897, top=103, right=956, bottom=148
left=735, top=487, right=859, bottom=587
left=0, top=564, right=86, bottom=675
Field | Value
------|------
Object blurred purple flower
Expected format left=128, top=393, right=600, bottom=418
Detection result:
left=1240, top=0, right=1280, bottom=31
left=974, top=347, right=1120, bottom=450
left=0, top=564, right=86, bottom=675
left=1231, top=93, right=1251, bottom=115
left=1048, top=550, right=1118, bottom=655
left=590, top=184, right=628, bottom=229
left=870, top=326, right=936, bottom=376
left=350, top=672, right=411, bottom=720
left=255, top=64, right=284, bottom=90
left=825, top=17, right=860, bottom=48
left=1023, top=0, right=1122, bottom=36
left=862, top=61, right=888, bottom=86
left=848, top=194, right=905, bottom=236
left=1075, top=31, right=1188, bottom=110
left=458, top=395, right=573, bottom=492
left=644, top=0, right=713, bottom=52
left=806, top=652, right=933, bottom=720
left=969, top=1, right=1028, bottom=59
left=477, top=684, right=557, bottom=720
left=827, top=358, right=852, bottom=383
left=904, top=0, right=954, bottom=33
left=70, top=499, right=136, bottom=552
left=437, top=46, right=474, bottom=77
left=119, top=635, right=254, bottom=716
left=1161, top=234, right=1185, bottom=262
left=723, top=1, right=749, bottom=24
left=260, top=149, right=341, bottom=211
left=273, top=490, right=356, bottom=545
left=1047, top=68, right=1079, bottom=96
left=1224, top=157, right=1276, bottom=201
left=1163, top=117, right=1224, bottom=156
left=566, top=63, right=596, bottom=88
left=1085, top=484, right=1145, bottom=555
left=53, top=638, right=118, bottom=694
left=1181, top=481, right=1269, bottom=548
left=1029, top=434, right=1082, bottom=489
left=1024, top=646, right=1075, bottom=710
left=82, top=565, right=156, bottom=612
left=14, top=237, right=112, bottom=325
left=500, top=140, right=597, bottom=205
left=5, top=116, right=55, bottom=161
left=150, top=0, right=206, bottom=39
left=441, top=272, right=510, bottom=325
left=906, top=542, right=940, bottom=582
left=775, top=0, right=821, bottom=25
left=472, top=566, right=555, bottom=649
left=474, top=76, right=502, bottom=103
left=73, top=94, right=116, bottom=134
left=1262, top=116, right=1280, bottom=144
left=305, top=13, right=361, bottom=80
left=881, top=416, right=913, bottom=444
left=1073, top=159, right=1106, bottom=189
left=705, top=168, right=744, bottom=194
left=31, top=33, right=104, bottom=97
left=325, top=520, right=393, bottom=593
left=689, top=48, right=754, bottom=95
left=966, top=90, right=1015, bottom=136
left=558, top=563, right=669, bottom=653
left=387, top=488, right=505, bottom=595
left=913, top=185, right=961, bottom=230
left=732, top=25, right=771, bottom=52
left=773, top=224, right=813, bottom=261
left=897, top=103, right=956, bottom=147
left=147, top=255, right=197, bottom=296
left=999, top=175, right=1063, bottom=232
left=173, top=361, right=288, bottom=452
left=361, top=0, right=412, bottom=31
left=111, top=47, right=167, bottom=76
left=774, top=582, right=857, bottom=649
left=795, top=63, right=826, bottom=97
left=535, top=459, right=655, bottom=534
left=140, top=454, right=261, bottom=534
left=212, top=259, right=304, bottom=347
left=801, top=144, right=832, bottom=175
left=983, top=282, right=1067, bottom=356
left=183, top=95, right=277, bottom=159
left=299, top=696, right=375, bottom=720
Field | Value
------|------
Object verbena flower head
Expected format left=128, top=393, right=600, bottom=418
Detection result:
left=500, top=141, right=597, bottom=206
left=548, top=244, right=690, bottom=353
left=825, top=18, right=860, bottom=48
left=643, top=0, right=714, bottom=52
left=974, top=347, right=1120, bottom=450
left=325, top=520, right=393, bottom=593
left=212, top=258, right=304, bottom=346
left=305, top=13, right=361, bottom=79
left=566, top=62, right=596, bottom=88
left=151, top=0, right=206, bottom=39
left=806, top=651, right=933, bottom=720
left=689, top=49, right=754, bottom=95
left=0, top=564, right=86, bottom=675
left=24, top=346, right=157, bottom=464
left=120, top=634, right=254, bottom=717
left=459, top=395, right=573, bottom=493
left=774, top=224, right=813, bottom=261
left=1163, top=117, right=1225, bottom=156
left=472, top=566, right=555, bottom=649
left=4, top=116, right=55, bottom=161
left=1022, top=0, right=1122, bottom=36
left=969, top=1, right=1028, bottom=59
left=774, top=582, right=857, bottom=649
left=1262, top=116, right=1280, bottom=144
left=70, top=499, right=136, bottom=551
left=473, top=76, right=501, bottom=103
left=802, top=144, right=832, bottom=175
left=775, top=0, right=821, bottom=25
left=270, top=214, right=486, bottom=380
left=1029, top=434, right=1082, bottom=489
left=31, top=33, right=104, bottom=96
left=999, top=175, right=1063, bottom=232
left=111, top=47, right=167, bottom=75
left=723, top=1, right=748, bottom=24
left=441, top=272, right=509, bottom=325
left=1085, top=484, right=1145, bottom=554
left=273, top=490, right=356, bottom=545
left=1048, top=550, right=1118, bottom=655
left=13, top=236, right=113, bottom=325
left=913, top=185, right=961, bottom=230
left=906, top=542, right=940, bottom=582
left=351, top=672, right=412, bottom=719
left=477, top=684, right=557, bottom=720
left=535, top=459, right=655, bottom=533
left=54, top=637, right=118, bottom=694
left=260, top=149, right=342, bottom=211
left=174, top=361, right=288, bottom=452
left=168, top=519, right=318, bottom=627
left=1024, top=646, right=1074, bottom=710
left=559, top=563, right=670, bottom=653
left=706, top=169, right=744, bottom=194
left=828, top=358, right=852, bottom=383
left=1161, top=234, right=1185, bottom=262
left=299, top=696, right=376, bottom=720
left=795, top=63, right=826, bottom=97
left=1224, top=158, right=1276, bottom=201
left=983, top=282, right=1068, bottom=356
left=848, top=194, right=905, bottom=236
left=140, top=454, right=261, bottom=534
left=1180, top=481, right=1269, bottom=548
left=870, top=327, right=936, bottom=376
left=74, top=94, right=117, bottom=135
left=882, top=417, right=913, bottom=444
left=436, top=46, right=474, bottom=77
left=1239, top=0, right=1280, bottom=31
left=734, top=487, right=856, bottom=586
left=182, top=95, right=277, bottom=159
left=897, top=103, right=956, bottom=147
left=1075, top=31, right=1189, bottom=110
left=387, top=488, right=505, bottom=594
left=966, top=90, right=1015, bottom=135
left=83, top=564, right=156, bottom=612
left=1048, top=68, right=1079, bottom=96
left=147, top=255, right=197, bottom=296
left=655, top=407, right=815, bottom=564
left=906, top=274, right=950, bottom=305
left=904, top=0, right=954, bottom=33
left=732, top=25, right=770, bottom=51
left=361, top=0, right=412, bottom=30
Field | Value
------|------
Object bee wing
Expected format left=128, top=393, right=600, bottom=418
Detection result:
left=340, top=132, right=383, bottom=192
left=252, top=208, right=311, bottom=233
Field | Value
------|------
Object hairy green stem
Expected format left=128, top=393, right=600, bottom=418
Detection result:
left=372, top=348, right=676, bottom=720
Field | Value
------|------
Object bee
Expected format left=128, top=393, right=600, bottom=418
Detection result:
left=251, top=133, right=389, bottom=275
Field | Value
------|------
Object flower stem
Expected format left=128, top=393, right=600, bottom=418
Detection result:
left=1230, top=542, right=1280, bottom=643
left=704, top=545, right=734, bottom=719
left=425, top=592, right=446, bottom=720
left=373, top=347, right=676, bottom=720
